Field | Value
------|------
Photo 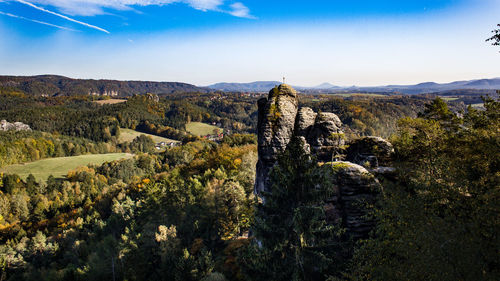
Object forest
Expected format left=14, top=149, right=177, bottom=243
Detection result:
left=0, top=81, right=498, bottom=281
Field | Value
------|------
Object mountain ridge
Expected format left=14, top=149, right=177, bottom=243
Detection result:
left=1, top=75, right=498, bottom=96
left=207, top=78, right=500, bottom=94
left=0, top=75, right=208, bottom=97
left=208, top=81, right=282, bottom=92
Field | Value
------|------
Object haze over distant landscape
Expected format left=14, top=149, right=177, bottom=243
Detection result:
left=0, top=0, right=499, bottom=86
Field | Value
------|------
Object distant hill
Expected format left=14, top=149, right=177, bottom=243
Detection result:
left=463, top=79, right=500, bottom=88
left=3, top=75, right=498, bottom=96
left=0, top=75, right=208, bottom=97
left=209, top=78, right=500, bottom=94
left=208, top=81, right=282, bottom=92
left=312, top=82, right=340, bottom=89
left=208, top=81, right=344, bottom=92
left=349, top=78, right=500, bottom=94
left=294, top=83, right=342, bottom=91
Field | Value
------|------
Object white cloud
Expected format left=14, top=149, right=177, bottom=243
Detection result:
left=16, top=0, right=251, bottom=18
left=2, top=0, right=252, bottom=35
left=227, top=2, right=253, bottom=19
left=185, top=0, right=223, bottom=12
left=0, top=10, right=78, bottom=31
left=25, top=0, right=175, bottom=16
left=16, top=0, right=110, bottom=32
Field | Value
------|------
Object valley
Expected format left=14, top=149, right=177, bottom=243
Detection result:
left=0, top=79, right=498, bottom=281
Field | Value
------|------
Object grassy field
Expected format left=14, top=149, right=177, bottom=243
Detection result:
left=118, top=128, right=179, bottom=144
left=0, top=153, right=133, bottom=182
left=440, top=96, right=459, bottom=101
left=93, top=99, right=127, bottom=105
left=185, top=122, right=222, bottom=136
left=331, top=93, right=387, bottom=98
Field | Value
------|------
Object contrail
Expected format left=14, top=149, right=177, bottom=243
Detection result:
left=15, top=0, right=110, bottom=33
left=0, top=10, right=78, bottom=31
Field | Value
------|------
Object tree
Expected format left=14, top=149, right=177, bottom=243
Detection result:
left=213, top=180, right=247, bottom=241
left=350, top=98, right=500, bottom=280
left=2, top=174, right=22, bottom=194
left=487, top=24, right=500, bottom=48
left=419, top=97, right=455, bottom=121
left=243, top=137, right=343, bottom=281
left=130, top=135, right=156, bottom=153
left=26, top=174, right=38, bottom=195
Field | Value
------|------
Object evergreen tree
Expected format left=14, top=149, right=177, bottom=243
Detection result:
left=243, top=137, right=344, bottom=281
left=26, top=174, right=37, bottom=195
left=349, top=98, right=500, bottom=280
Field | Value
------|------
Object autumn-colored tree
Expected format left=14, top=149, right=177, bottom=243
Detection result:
left=350, top=98, right=500, bottom=280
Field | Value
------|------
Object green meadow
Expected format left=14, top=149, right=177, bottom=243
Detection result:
left=439, top=96, right=460, bottom=101
left=118, top=128, right=179, bottom=144
left=185, top=122, right=222, bottom=136
left=0, top=153, right=133, bottom=182
left=331, top=93, right=387, bottom=98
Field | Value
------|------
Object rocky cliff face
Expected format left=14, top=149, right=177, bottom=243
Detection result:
left=255, top=84, right=298, bottom=194
left=321, top=162, right=380, bottom=239
left=255, top=84, right=394, bottom=238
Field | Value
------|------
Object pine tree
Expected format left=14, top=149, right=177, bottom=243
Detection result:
left=243, top=137, right=344, bottom=281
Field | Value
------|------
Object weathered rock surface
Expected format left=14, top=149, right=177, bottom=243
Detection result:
left=255, top=84, right=394, bottom=239
left=255, top=85, right=348, bottom=194
left=0, top=120, right=31, bottom=131
left=307, top=113, right=343, bottom=147
left=307, top=112, right=345, bottom=162
left=295, top=107, right=316, bottom=136
left=255, top=84, right=298, bottom=193
left=346, top=136, right=394, bottom=168
left=322, top=162, right=381, bottom=238
left=257, top=84, right=298, bottom=158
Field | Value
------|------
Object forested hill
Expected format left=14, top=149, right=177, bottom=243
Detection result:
left=0, top=75, right=209, bottom=97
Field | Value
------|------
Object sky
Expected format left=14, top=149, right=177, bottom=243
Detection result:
left=0, top=0, right=499, bottom=87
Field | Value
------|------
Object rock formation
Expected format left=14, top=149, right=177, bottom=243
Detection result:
left=255, top=84, right=394, bottom=238
left=255, top=84, right=349, bottom=194
left=346, top=136, right=394, bottom=167
left=304, top=112, right=345, bottom=162
left=255, top=84, right=298, bottom=193
left=346, top=136, right=396, bottom=178
left=321, top=162, right=380, bottom=238
left=89, top=90, right=119, bottom=97
left=0, top=120, right=31, bottom=131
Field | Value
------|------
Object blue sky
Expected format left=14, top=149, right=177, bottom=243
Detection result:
left=0, top=0, right=499, bottom=86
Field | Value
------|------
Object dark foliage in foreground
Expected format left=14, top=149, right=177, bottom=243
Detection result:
left=348, top=98, right=500, bottom=280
